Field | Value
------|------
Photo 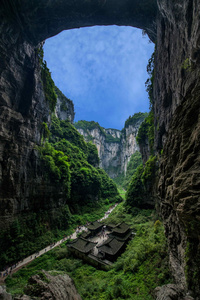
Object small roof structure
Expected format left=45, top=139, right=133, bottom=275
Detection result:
left=97, top=237, right=125, bottom=256
left=67, top=237, right=97, bottom=254
left=112, top=222, right=130, bottom=235
left=87, top=221, right=103, bottom=232
left=81, top=231, right=91, bottom=239
left=106, top=223, right=116, bottom=230
left=109, top=230, right=132, bottom=241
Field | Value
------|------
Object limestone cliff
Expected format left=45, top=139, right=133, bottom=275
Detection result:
left=55, top=87, right=75, bottom=123
left=0, top=271, right=82, bottom=300
left=154, top=1, right=200, bottom=297
left=75, top=113, right=146, bottom=178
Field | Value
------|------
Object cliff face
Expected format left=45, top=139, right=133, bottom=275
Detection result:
left=154, top=0, right=200, bottom=297
left=0, top=37, right=73, bottom=232
left=0, top=36, right=51, bottom=230
left=0, top=0, right=200, bottom=297
left=76, top=126, right=121, bottom=178
left=55, top=87, right=75, bottom=123
left=0, top=30, right=75, bottom=231
left=120, top=122, right=141, bottom=176
left=75, top=116, right=144, bottom=178
left=0, top=271, right=82, bottom=300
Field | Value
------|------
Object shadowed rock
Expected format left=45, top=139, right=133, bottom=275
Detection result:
left=1, top=0, right=157, bottom=44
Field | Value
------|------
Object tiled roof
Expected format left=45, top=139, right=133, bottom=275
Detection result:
left=112, top=222, right=130, bottom=234
left=81, top=231, right=91, bottom=239
left=87, top=221, right=103, bottom=231
left=67, top=237, right=97, bottom=253
left=97, top=237, right=125, bottom=255
left=109, top=230, right=132, bottom=241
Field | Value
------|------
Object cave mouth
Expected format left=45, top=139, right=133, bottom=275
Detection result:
left=43, top=25, right=154, bottom=130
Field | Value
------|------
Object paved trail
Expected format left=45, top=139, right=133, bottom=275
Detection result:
left=0, top=203, right=118, bottom=282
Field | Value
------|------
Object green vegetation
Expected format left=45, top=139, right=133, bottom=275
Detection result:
left=55, top=86, right=74, bottom=112
left=182, top=58, right=192, bottom=71
left=125, top=155, right=157, bottom=209
left=184, top=219, right=200, bottom=295
left=46, top=116, right=119, bottom=211
left=87, top=142, right=100, bottom=167
left=125, top=164, right=144, bottom=209
left=37, top=47, right=57, bottom=112
left=74, top=120, right=121, bottom=143
left=0, top=115, right=120, bottom=269
left=38, top=141, right=71, bottom=197
left=136, top=111, right=154, bottom=154
left=114, top=151, right=143, bottom=189
left=6, top=205, right=172, bottom=299
left=124, top=151, right=143, bottom=189
left=137, top=51, right=155, bottom=155
left=126, top=50, right=156, bottom=209
left=74, top=120, right=105, bottom=135
left=41, top=122, right=50, bottom=140
left=41, top=61, right=57, bottom=112
left=104, top=134, right=120, bottom=143
left=117, top=188, right=126, bottom=200
left=0, top=198, right=115, bottom=270
left=141, top=155, right=157, bottom=184
left=124, top=112, right=148, bottom=129
left=97, top=168, right=121, bottom=203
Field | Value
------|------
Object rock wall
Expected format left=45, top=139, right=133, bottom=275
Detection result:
left=55, top=87, right=75, bottom=123
left=154, top=0, right=200, bottom=298
left=76, top=126, right=121, bottom=178
left=75, top=119, right=143, bottom=178
left=0, top=271, right=82, bottom=300
left=120, top=122, right=141, bottom=175
left=0, top=34, right=51, bottom=230
left=0, top=30, right=73, bottom=231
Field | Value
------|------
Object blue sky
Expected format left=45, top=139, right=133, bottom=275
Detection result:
left=44, top=26, right=154, bottom=130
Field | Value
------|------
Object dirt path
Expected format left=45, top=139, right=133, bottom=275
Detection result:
left=0, top=203, right=118, bottom=282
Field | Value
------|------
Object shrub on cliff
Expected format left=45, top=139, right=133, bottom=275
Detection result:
left=122, top=151, right=143, bottom=189
left=136, top=110, right=154, bottom=154
left=97, top=168, right=122, bottom=202
left=74, top=120, right=105, bottom=135
left=86, top=142, right=99, bottom=167
left=41, top=61, right=57, bottom=112
left=137, top=50, right=155, bottom=154
left=37, top=47, right=57, bottom=112
left=125, top=155, right=157, bottom=209
left=39, top=141, right=71, bottom=197
left=126, top=164, right=144, bottom=208
left=124, top=112, right=148, bottom=129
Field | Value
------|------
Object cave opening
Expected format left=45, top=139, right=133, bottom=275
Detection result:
left=43, top=25, right=154, bottom=130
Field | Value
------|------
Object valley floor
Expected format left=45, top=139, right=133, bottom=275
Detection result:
left=4, top=203, right=172, bottom=299
left=0, top=204, right=118, bottom=282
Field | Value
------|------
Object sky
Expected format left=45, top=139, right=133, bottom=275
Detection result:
left=44, top=25, right=154, bottom=130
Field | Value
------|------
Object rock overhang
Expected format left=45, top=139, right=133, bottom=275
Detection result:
left=1, top=0, right=158, bottom=44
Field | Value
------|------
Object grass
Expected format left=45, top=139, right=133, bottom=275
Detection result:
left=117, top=188, right=126, bottom=200
left=6, top=203, right=172, bottom=299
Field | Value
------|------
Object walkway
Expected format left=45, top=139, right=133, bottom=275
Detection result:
left=89, top=229, right=111, bottom=256
left=0, top=203, right=118, bottom=282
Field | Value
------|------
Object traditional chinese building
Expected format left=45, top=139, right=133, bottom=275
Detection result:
left=97, top=237, right=126, bottom=262
left=67, top=221, right=133, bottom=268
left=87, top=221, right=104, bottom=235
left=67, top=237, right=97, bottom=259
left=108, top=222, right=133, bottom=241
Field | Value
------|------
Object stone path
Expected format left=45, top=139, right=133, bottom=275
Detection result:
left=89, top=229, right=111, bottom=256
left=0, top=203, right=118, bottom=282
